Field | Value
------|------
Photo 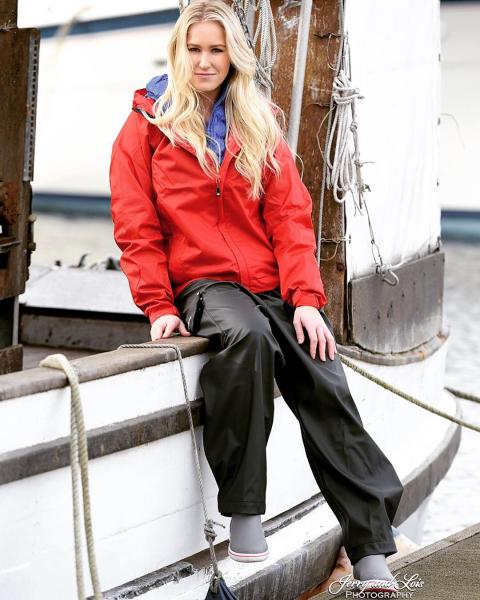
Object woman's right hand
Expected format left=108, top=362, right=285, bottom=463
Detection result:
left=150, top=314, right=192, bottom=341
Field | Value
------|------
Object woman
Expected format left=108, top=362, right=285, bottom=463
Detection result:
left=110, top=0, right=403, bottom=592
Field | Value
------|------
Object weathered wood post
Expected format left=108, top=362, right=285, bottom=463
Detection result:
left=268, top=0, right=347, bottom=341
left=0, top=0, right=39, bottom=373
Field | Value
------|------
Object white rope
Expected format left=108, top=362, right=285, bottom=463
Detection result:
left=39, top=354, right=103, bottom=600
left=233, top=0, right=277, bottom=96
left=246, top=0, right=277, bottom=82
left=315, top=0, right=400, bottom=287
left=323, top=69, right=366, bottom=210
left=319, top=63, right=404, bottom=284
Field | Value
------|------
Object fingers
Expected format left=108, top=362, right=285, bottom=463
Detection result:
left=297, top=321, right=323, bottom=360
left=328, top=333, right=338, bottom=359
left=293, top=317, right=305, bottom=344
left=150, top=324, right=160, bottom=341
left=314, top=324, right=338, bottom=361
left=150, top=321, right=167, bottom=341
left=319, top=326, right=337, bottom=361
left=161, top=321, right=176, bottom=338
left=178, top=321, right=192, bottom=337
left=315, top=325, right=325, bottom=361
left=294, top=311, right=336, bottom=361
left=309, top=327, right=319, bottom=360
left=150, top=316, right=187, bottom=341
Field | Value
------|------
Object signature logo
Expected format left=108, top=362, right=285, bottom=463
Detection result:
left=328, top=572, right=425, bottom=597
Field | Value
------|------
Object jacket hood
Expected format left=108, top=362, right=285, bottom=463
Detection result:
left=145, top=73, right=169, bottom=101
left=131, top=73, right=169, bottom=114
left=132, top=88, right=155, bottom=115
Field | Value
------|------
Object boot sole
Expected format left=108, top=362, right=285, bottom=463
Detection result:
left=228, top=543, right=269, bottom=563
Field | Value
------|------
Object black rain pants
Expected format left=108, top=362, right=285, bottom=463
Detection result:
left=175, top=278, right=404, bottom=564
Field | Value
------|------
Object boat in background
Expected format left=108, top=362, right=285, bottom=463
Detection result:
left=439, top=0, right=480, bottom=242
left=18, top=0, right=182, bottom=216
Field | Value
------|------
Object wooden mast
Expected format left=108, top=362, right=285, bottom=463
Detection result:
left=268, top=0, right=347, bottom=341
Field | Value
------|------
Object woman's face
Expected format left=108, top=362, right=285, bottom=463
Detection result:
left=186, top=20, right=231, bottom=102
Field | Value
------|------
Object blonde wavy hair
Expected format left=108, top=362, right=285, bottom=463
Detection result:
left=143, top=0, right=286, bottom=200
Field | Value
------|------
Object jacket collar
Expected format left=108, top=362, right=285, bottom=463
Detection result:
left=132, top=75, right=239, bottom=167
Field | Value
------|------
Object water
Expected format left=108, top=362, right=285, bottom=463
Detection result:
left=30, top=217, right=480, bottom=546
left=421, top=240, right=480, bottom=546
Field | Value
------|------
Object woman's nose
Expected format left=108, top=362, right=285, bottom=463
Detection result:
left=198, top=52, right=211, bottom=69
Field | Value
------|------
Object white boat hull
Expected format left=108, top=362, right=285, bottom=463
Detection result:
left=0, top=337, right=460, bottom=599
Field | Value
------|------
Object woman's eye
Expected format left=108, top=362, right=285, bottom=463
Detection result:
left=188, top=48, right=223, bottom=53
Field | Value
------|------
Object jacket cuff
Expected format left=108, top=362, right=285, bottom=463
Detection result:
left=292, top=291, right=327, bottom=310
left=147, top=304, right=180, bottom=325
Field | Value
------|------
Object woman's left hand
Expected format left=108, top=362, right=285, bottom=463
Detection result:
left=293, top=306, right=337, bottom=361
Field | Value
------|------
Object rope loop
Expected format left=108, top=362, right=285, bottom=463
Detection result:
left=38, top=353, right=103, bottom=600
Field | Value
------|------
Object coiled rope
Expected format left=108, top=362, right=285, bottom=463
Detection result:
left=38, top=354, right=103, bottom=600
left=314, top=0, right=405, bottom=289
left=235, top=0, right=277, bottom=96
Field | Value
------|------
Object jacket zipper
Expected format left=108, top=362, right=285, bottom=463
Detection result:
left=214, top=172, right=251, bottom=286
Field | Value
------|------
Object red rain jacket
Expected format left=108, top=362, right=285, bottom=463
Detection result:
left=109, top=88, right=328, bottom=325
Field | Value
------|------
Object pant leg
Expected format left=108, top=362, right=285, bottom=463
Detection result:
left=175, top=279, right=286, bottom=517
left=254, top=289, right=404, bottom=564
left=176, top=280, right=404, bottom=563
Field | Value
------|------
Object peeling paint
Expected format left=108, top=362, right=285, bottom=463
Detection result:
left=277, top=0, right=301, bottom=36
left=278, top=0, right=324, bottom=35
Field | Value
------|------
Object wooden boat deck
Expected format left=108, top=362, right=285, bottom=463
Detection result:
left=22, top=344, right=94, bottom=370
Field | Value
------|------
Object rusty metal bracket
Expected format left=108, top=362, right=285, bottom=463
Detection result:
left=348, top=250, right=445, bottom=354
left=23, top=34, right=40, bottom=182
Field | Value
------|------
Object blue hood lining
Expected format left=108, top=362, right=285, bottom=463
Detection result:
left=145, top=73, right=229, bottom=164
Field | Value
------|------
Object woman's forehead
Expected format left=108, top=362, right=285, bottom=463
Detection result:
left=187, top=21, right=226, bottom=45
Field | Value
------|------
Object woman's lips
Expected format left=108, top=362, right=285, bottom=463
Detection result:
left=196, top=73, right=215, bottom=77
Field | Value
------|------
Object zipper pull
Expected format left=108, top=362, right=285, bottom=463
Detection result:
left=216, top=178, right=220, bottom=197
